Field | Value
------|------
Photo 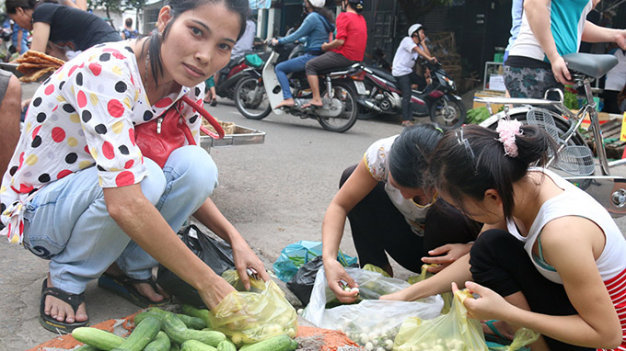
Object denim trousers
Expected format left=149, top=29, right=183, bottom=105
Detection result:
left=22, top=145, right=218, bottom=294
left=275, top=53, right=315, bottom=100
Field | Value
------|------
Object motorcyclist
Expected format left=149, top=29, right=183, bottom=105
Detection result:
left=270, top=0, right=335, bottom=109
left=392, top=23, right=437, bottom=127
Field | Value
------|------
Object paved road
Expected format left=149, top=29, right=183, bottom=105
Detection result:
left=1, top=83, right=624, bottom=350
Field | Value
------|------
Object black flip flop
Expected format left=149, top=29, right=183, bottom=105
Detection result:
left=39, top=278, right=89, bottom=334
left=97, top=272, right=170, bottom=308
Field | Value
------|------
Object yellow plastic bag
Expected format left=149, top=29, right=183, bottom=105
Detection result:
left=488, top=328, right=540, bottom=351
left=393, top=289, right=489, bottom=351
left=208, top=273, right=297, bottom=346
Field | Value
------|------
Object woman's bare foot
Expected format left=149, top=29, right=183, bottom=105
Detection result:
left=44, top=274, right=88, bottom=324
left=302, top=99, right=323, bottom=109
left=276, top=98, right=295, bottom=109
left=104, top=264, right=167, bottom=303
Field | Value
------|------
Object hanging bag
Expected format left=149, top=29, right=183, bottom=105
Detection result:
left=134, top=95, right=225, bottom=167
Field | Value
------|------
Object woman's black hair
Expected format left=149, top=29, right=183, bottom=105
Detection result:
left=307, top=0, right=335, bottom=25
left=146, top=0, right=249, bottom=84
left=429, top=124, right=557, bottom=219
left=388, top=123, right=443, bottom=189
left=6, top=0, right=57, bottom=13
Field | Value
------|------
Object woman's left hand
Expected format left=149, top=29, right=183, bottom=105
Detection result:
left=230, top=237, right=270, bottom=290
left=422, top=242, right=473, bottom=273
left=452, top=281, right=513, bottom=321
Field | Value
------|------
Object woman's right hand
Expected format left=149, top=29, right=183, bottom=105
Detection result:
left=324, top=259, right=359, bottom=303
left=550, top=55, right=574, bottom=85
left=197, top=275, right=237, bottom=310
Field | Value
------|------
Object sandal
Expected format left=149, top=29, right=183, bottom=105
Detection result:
left=483, top=319, right=512, bottom=344
left=210, top=99, right=217, bottom=107
left=39, top=278, right=89, bottom=334
left=401, top=120, right=414, bottom=127
left=97, top=272, right=170, bottom=308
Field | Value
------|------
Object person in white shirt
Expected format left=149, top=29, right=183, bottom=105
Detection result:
left=391, top=24, right=436, bottom=127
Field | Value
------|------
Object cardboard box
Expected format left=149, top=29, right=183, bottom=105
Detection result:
left=472, top=90, right=507, bottom=111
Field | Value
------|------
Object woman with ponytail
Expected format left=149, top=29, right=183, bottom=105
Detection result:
left=6, top=0, right=121, bottom=60
left=385, top=122, right=626, bottom=350
left=1, top=0, right=270, bottom=334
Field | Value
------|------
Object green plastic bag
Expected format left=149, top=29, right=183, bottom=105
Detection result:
left=487, top=328, right=540, bottom=351
left=273, top=240, right=357, bottom=282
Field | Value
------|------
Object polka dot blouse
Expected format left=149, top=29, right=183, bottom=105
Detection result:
left=0, top=41, right=205, bottom=243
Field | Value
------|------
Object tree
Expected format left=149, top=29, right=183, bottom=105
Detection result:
left=88, top=0, right=123, bottom=29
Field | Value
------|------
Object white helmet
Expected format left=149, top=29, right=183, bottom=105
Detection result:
left=308, top=0, right=325, bottom=8
left=408, top=24, right=423, bottom=37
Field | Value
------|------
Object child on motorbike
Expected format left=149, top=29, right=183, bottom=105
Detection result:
left=391, top=23, right=436, bottom=127
left=322, top=123, right=480, bottom=303
left=270, top=0, right=334, bottom=109
left=383, top=122, right=626, bottom=351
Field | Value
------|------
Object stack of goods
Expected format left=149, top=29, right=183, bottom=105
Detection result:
left=16, top=50, right=64, bottom=82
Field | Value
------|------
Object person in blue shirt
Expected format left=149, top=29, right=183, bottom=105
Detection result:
left=11, top=21, right=29, bottom=55
left=270, top=0, right=334, bottom=109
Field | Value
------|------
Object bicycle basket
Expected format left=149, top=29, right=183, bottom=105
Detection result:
left=526, top=108, right=563, bottom=144
left=554, top=145, right=595, bottom=176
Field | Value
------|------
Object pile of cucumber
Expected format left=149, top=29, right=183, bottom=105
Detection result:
left=71, top=306, right=299, bottom=351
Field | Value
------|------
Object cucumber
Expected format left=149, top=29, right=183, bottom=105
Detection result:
left=170, top=343, right=180, bottom=351
left=136, top=309, right=205, bottom=329
left=180, top=340, right=218, bottom=351
left=144, top=331, right=171, bottom=351
left=72, top=327, right=125, bottom=350
left=163, top=313, right=226, bottom=347
left=217, top=340, right=237, bottom=351
left=239, top=334, right=298, bottom=351
left=111, top=315, right=161, bottom=351
left=182, top=305, right=211, bottom=328
left=74, top=345, right=99, bottom=351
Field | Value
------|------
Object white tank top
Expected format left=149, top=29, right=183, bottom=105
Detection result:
left=506, top=168, right=626, bottom=284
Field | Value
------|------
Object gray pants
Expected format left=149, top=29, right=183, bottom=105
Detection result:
left=305, top=51, right=354, bottom=76
left=503, top=65, right=563, bottom=99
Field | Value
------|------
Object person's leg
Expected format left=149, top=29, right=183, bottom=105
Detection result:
left=470, top=230, right=594, bottom=351
left=274, top=54, right=313, bottom=107
left=396, top=74, right=413, bottom=126
left=601, top=90, right=619, bottom=114
left=340, top=165, right=423, bottom=276
left=0, top=72, right=21, bottom=178
left=305, top=52, right=353, bottom=107
left=504, top=65, right=562, bottom=99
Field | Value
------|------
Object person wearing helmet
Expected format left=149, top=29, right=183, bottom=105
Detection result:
left=270, top=0, right=335, bottom=109
left=302, top=0, right=367, bottom=108
left=392, top=24, right=436, bottom=127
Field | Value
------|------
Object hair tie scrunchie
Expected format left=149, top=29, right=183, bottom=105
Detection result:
left=496, top=119, right=522, bottom=157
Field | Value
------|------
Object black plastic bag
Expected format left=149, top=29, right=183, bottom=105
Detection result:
left=286, top=256, right=324, bottom=305
left=156, top=224, right=235, bottom=307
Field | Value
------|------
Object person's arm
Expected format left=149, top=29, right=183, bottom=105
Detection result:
left=0, top=74, right=21, bottom=177
left=103, top=185, right=235, bottom=310
left=524, top=0, right=572, bottom=84
left=277, top=15, right=314, bottom=45
left=192, top=197, right=270, bottom=290
left=322, top=13, right=346, bottom=52
left=582, top=21, right=626, bottom=50
left=321, top=39, right=345, bottom=51
left=322, top=159, right=377, bottom=302
left=413, top=45, right=435, bottom=62
left=30, top=21, right=52, bottom=54
left=459, top=217, right=622, bottom=349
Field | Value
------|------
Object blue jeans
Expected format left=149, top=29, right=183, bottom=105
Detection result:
left=275, top=53, right=316, bottom=100
left=22, top=145, right=218, bottom=294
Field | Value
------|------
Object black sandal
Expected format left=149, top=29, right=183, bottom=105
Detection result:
left=97, top=272, right=169, bottom=308
left=39, top=278, right=88, bottom=334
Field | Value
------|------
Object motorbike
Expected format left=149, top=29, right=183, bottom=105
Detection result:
left=356, top=60, right=466, bottom=130
left=233, top=42, right=363, bottom=133
left=214, top=51, right=268, bottom=101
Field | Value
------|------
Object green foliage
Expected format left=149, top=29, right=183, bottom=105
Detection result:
left=466, top=106, right=491, bottom=124
left=564, top=89, right=580, bottom=110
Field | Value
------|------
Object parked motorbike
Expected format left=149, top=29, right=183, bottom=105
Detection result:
left=214, top=51, right=268, bottom=100
left=357, top=60, right=466, bottom=130
left=233, top=42, right=363, bottom=133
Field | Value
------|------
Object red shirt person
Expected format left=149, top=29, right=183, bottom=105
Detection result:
left=303, top=0, right=367, bottom=108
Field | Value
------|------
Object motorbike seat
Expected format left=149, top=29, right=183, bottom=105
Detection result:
left=369, top=67, right=397, bottom=84
left=563, top=53, right=618, bottom=79
left=317, top=63, right=361, bottom=76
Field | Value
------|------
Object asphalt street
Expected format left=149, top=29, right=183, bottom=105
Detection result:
left=1, top=83, right=624, bottom=350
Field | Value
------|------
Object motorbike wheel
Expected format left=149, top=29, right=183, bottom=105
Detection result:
left=429, top=95, right=466, bottom=130
left=234, top=76, right=272, bottom=120
left=317, top=82, right=359, bottom=133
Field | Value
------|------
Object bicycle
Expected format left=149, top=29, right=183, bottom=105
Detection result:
left=475, top=52, right=626, bottom=218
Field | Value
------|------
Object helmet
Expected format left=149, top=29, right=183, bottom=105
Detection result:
left=408, top=24, right=423, bottom=37
left=307, top=0, right=325, bottom=8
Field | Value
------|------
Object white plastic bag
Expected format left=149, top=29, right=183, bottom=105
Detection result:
left=302, top=268, right=443, bottom=350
